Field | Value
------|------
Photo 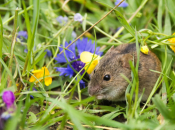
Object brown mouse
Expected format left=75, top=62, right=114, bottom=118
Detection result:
left=88, top=43, right=161, bottom=101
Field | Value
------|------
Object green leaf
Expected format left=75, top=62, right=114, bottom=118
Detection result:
left=32, top=51, right=46, bottom=68
left=44, top=81, right=61, bottom=90
left=164, top=9, right=171, bottom=35
left=22, top=1, right=32, bottom=46
left=152, top=95, right=174, bottom=121
left=82, top=13, right=87, bottom=31
left=65, top=27, right=73, bottom=42
left=5, top=102, right=22, bottom=130
left=27, top=112, right=37, bottom=124
left=0, top=58, right=17, bottom=92
left=157, top=0, right=164, bottom=32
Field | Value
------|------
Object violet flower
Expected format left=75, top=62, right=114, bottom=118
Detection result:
left=55, top=38, right=102, bottom=88
left=56, top=16, right=68, bottom=25
left=115, top=0, right=128, bottom=7
left=1, top=91, right=16, bottom=122
left=2, top=91, right=15, bottom=110
left=45, top=49, right=52, bottom=57
left=24, top=49, right=28, bottom=53
left=74, top=13, right=83, bottom=23
left=17, top=31, right=28, bottom=42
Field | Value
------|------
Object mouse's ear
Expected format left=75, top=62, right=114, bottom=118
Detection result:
left=120, top=54, right=133, bottom=69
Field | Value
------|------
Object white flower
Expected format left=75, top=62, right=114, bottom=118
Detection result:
left=74, top=13, right=83, bottom=22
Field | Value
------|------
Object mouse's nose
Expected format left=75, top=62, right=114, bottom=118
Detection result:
left=88, top=86, right=100, bottom=96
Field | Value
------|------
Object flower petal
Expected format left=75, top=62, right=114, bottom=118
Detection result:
left=72, top=61, right=85, bottom=75
left=42, top=67, right=50, bottom=75
left=55, top=53, right=71, bottom=63
left=115, top=0, right=128, bottom=8
left=29, top=75, right=36, bottom=82
left=170, top=46, right=175, bottom=53
left=140, top=46, right=149, bottom=55
left=80, top=51, right=94, bottom=63
left=65, top=41, right=76, bottom=60
left=55, top=65, right=74, bottom=78
left=76, top=38, right=88, bottom=54
left=32, top=69, right=42, bottom=73
left=44, top=77, right=52, bottom=86
left=2, top=91, right=15, bottom=109
left=85, top=59, right=99, bottom=74
left=55, top=41, right=76, bottom=63
left=45, top=49, right=52, bottom=57
left=80, top=51, right=100, bottom=63
left=168, top=33, right=175, bottom=53
left=30, top=67, right=52, bottom=86
left=79, top=80, right=86, bottom=88
left=74, top=13, right=83, bottom=22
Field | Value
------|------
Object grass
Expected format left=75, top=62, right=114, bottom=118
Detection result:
left=1, top=0, right=175, bottom=129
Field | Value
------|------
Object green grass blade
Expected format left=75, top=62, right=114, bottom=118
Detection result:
left=5, top=102, right=22, bottom=130
left=0, top=15, right=3, bottom=81
left=22, top=1, right=32, bottom=45
left=164, top=9, right=171, bottom=35
left=0, top=15, right=3, bottom=59
left=115, top=10, right=135, bottom=37
left=0, top=58, right=17, bottom=91
left=152, top=95, right=173, bottom=120
left=157, top=0, right=164, bottom=32
left=22, top=0, right=40, bottom=75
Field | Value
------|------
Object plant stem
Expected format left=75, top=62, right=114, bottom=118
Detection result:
left=59, top=0, right=125, bottom=54
left=86, top=21, right=122, bottom=43
left=108, top=0, right=149, bottom=43
left=7, top=8, right=19, bottom=88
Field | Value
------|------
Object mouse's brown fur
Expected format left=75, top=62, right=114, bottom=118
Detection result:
left=88, top=43, right=161, bottom=101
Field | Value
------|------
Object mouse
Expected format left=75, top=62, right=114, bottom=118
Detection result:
left=88, top=43, right=161, bottom=101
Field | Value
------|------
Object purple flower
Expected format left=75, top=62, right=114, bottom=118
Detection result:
left=55, top=38, right=102, bottom=88
left=115, top=0, right=128, bottom=8
left=55, top=65, right=74, bottom=78
left=0, top=91, right=16, bottom=128
left=1, top=112, right=11, bottom=120
left=17, top=31, right=28, bottom=42
left=79, top=79, right=85, bottom=88
left=72, top=61, right=85, bottom=75
left=2, top=91, right=15, bottom=109
left=74, top=13, right=83, bottom=22
left=56, top=16, right=68, bottom=25
left=45, top=49, right=52, bottom=57
left=76, top=38, right=103, bottom=56
left=24, top=49, right=28, bottom=53
left=55, top=41, right=76, bottom=64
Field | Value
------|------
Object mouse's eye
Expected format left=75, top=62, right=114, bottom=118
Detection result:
left=103, top=74, right=110, bottom=81
left=94, top=69, right=96, bottom=73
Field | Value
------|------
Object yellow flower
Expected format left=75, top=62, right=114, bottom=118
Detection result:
left=80, top=51, right=100, bottom=74
left=29, top=67, right=52, bottom=86
left=140, top=45, right=149, bottom=55
left=168, top=33, right=175, bottom=53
